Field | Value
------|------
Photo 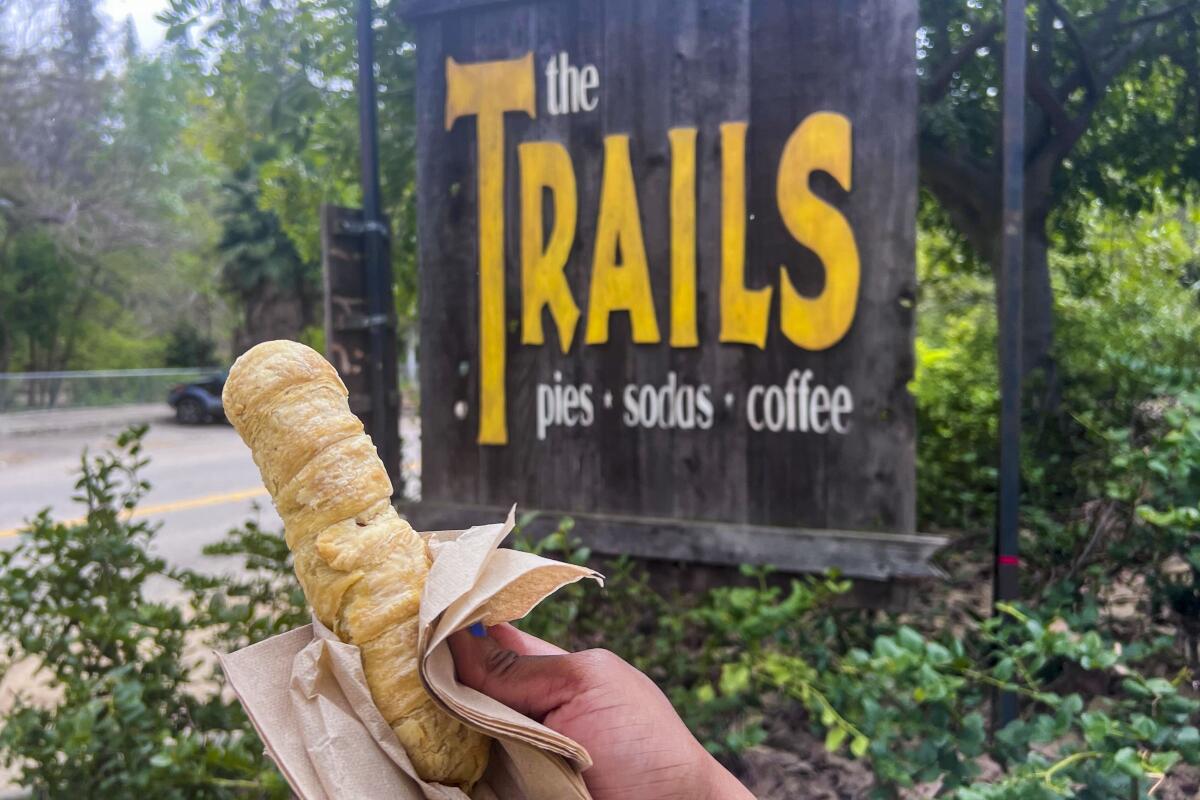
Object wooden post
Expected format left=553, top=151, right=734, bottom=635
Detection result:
left=321, top=204, right=402, bottom=495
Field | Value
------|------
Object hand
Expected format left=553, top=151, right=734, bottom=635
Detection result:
left=449, top=624, right=753, bottom=800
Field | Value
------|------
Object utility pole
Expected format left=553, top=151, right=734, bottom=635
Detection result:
left=356, top=0, right=400, bottom=490
left=994, top=0, right=1026, bottom=730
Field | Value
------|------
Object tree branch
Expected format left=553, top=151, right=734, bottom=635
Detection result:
left=1117, top=1, right=1198, bottom=30
left=1045, top=0, right=1099, bottom=96
left=1097, top=24, right=1161, bottom=86
left=918, top=139, right=1001, bottom=258
left=1032, top=6, right=1193, bottom=171
left=922, top=20, right=1002, bottom=104
left=1027, top=70, right=1074, bottom=135
left=1037, top=0, right=1057, bottom=77
left=1056, top=0, right=1195, bottom=100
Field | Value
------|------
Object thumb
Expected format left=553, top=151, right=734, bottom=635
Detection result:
left=449, top=628, right=595, bottom=721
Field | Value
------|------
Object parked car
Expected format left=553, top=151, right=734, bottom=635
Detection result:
left=168, top=373, right=226, bottom=424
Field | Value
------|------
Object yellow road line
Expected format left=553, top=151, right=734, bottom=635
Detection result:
left=0, top=486, right=269, bottom=539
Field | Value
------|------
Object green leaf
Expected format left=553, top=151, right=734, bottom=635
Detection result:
left=1175, top=726, right=1200, bottom=748
left=718, top=662, right=752, bottom=696
left=1113, top=747, right=1145, bottom=778
left=897, top=626, right=925, bottom=653
left=850, top=735, right=870, bottom=759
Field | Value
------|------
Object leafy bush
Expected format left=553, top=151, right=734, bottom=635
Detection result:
left=766, top=604, right=1199, bottom=799
left=913, top=203, right=1200, bottom=540
left=2, top=432, right=1195, bottom=798
left=512, top=517, right=849, bottom=754
left=164, top=323, right=218, bottom=368
left=0, top=427, right=290, bottom=798
left=517, top=522, right=1200, bottom=799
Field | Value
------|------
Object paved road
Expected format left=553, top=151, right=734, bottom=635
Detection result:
left=0, top=409, right=421, bottom=579
left=0, top=417, right=282, bottom=577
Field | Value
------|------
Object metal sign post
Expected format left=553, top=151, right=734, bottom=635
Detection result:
left=994, top=0, right=1026, bottom=729
left=354, top=0, right=401, bottom=493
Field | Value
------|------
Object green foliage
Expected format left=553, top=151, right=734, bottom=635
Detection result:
left=0, top=229, right=76, bottom=372
left=163, top=0, right=421, bottom=342
left=215, top=164, right=320, bottom=345
left=1063, top=389, right=1200, bottom=626
left=915, top=203, right=1200, bottom=534
left=802, top=603, right=1198, bottom=798
left=514, top=518, right=851, bottom=756
left=913, top=226, right=999, bottom=529
left=3, top=432, right=1198, bottom=798
left=517, top=525, right=1200, bottom=798
left=0, top=428, right=291, bottom=797
left=1026, top=202, right=1200, bottom=520
left=182, top=510, right=309, bottom=657
left=164, top=323, right=218, bottom=367
left=0, top=1, right=226, bottom=373
left=918, top=0, right=1200, bottom=256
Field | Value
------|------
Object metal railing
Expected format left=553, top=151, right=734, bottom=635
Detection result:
left=0, top=368, right=216, bottom=413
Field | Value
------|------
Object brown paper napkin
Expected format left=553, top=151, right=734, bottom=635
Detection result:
left=218, top=508, right=601, bottom=800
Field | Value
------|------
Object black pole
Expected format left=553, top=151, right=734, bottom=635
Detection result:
left=994, top=0, right=1026, bottom=729
left=356, top=0, right=396, bottom=486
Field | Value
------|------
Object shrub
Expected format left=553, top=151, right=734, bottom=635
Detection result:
left=2, top=432, right=1195, bottom=799
left=913, top=203, right=1200, bottom=540
left=759, top=604, right=1199, bottom=799
left=517, top=522, right=1200, bottom=798
left=164, top=323, right=219, bottom=368
left=0, top=427, right=290, bottom=798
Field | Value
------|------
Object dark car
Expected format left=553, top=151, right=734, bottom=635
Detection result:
left=168, top=373, right=226, bottom=424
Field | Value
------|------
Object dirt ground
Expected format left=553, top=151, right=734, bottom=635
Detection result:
left=739, top=737, right=1200, bottom=799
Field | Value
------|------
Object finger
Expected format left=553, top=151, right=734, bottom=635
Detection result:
left=488, top=623, right=568, bottom=657
left=449, top=632, right=591, bottom=720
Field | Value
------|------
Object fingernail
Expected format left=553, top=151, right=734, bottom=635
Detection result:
left=469, top=622, right=486, bottom=638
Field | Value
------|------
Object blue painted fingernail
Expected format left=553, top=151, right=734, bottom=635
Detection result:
left=469, top=622, right=486, bottom=638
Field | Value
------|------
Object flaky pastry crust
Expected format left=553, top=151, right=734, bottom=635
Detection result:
left=223, top=340, right=490, bottom=789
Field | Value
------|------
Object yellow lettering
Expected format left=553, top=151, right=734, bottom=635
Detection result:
left=444, top=53, right=535, bottom=445
left=585, top=135, right=661, bottom=345
left=519, top=141, right=579, bottom=353
left=668, top=127, right=698, bottom=348
left=719, top=122, right=771, bottom=348
left=777, top=112, right=859, bottom=350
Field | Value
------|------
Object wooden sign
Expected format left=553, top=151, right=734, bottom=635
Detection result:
left=405, top=0, right=942, bottom=579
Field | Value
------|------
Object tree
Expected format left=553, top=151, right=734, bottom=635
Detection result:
left=164, top=322, right=218, bottom=367
left=162, top=0, right=420, bottom=349
left=162, top=0, right=340, bottom=353
left=0, top=1, right=224, bottom=374
left=918, top=0, right=1200, bottom=395
left=216, top=166, right=319, bottom=352
left=0, top=0, right=134, bottom=375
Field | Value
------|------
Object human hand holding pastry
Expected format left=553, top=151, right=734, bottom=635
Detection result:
left=225, top=339, right=746, bottom=798
left=450, top=624, right=755, bottom=800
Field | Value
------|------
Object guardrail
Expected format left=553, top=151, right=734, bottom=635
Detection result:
left=0, top=368, right=216, bottom=413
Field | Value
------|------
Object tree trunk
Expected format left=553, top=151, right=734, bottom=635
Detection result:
left=918, top=148, right=1058, bottom=391
left=1020, top=219, right=1055, bottom=383
left=233, top=280, right=310, bottom=355
left=960, top=217, right=1057, bottom=386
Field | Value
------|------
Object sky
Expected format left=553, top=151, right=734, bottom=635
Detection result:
left=102, top=0, right=169, bottom=51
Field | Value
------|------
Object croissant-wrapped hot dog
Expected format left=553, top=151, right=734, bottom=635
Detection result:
left=222, top=340, right=490, bottom=788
